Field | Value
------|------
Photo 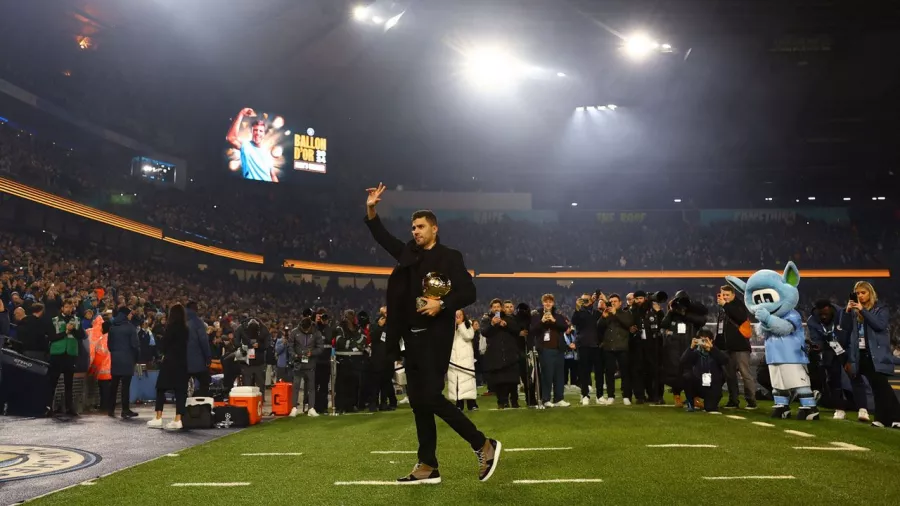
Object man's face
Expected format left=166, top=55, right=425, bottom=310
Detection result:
left=503, top=303, right=514, bottom=315
left=411, top=218, right=437, bottom=247
left=609, top=297, right=621, bottom=310
left=62, top=303, right=73, bottom=316
left=819, top=306, right=835, bottom=325
left=490, top=303, right=502, bottom=315
left=251, top=124, right=266, bottom=145
left=13, top=307, right=24, bottom=322
left=626, top=294, right=634, bottom=307
left=12, top=294, right=21, bottom=304
left=720, top=290, right=735, bottom=303
left=634, top=296, right=646, bottom=306
left=542, top=300, right=554, bottom=312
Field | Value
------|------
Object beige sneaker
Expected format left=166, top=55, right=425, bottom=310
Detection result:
left=475, top=439, right=502, bottom=482
left=396, top=463, right=441, bottom=485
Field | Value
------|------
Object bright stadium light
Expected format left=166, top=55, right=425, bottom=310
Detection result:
left=353, top=5, right=368, bottom=21
left=673, top=198, right=682, bottom=203
left=385, top=11, right=404, bottom=31
left=623, top=33, right=660, bottom=60
left=808, top=196, right=816, bottom=200
left=843, top=197, right=851, bottom=201
left=599, top=105, right=608, bottom=110
left=557, top=72, right=566, bottom=77
left=462, top=47, right=528, bottom=91
left=607, top=104, right=617, bottom=110
left=372, top=15, right=384, bottom=24
left=571, top=202, right=578, bottom=206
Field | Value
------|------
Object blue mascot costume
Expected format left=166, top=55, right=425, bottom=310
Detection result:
left=726, top=261, right=819, bottom=420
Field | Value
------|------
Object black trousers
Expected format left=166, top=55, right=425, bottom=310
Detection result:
left=189, top=371, right=211, bottom=398
left=858, top=351, right=900, bottom=425
left=604, top=350, right=630, bottom=399
left=406, top=327, right=486, bottom=468
left=367, top=368, right=396, bottom=408
left=47, top=364, right=74, bottom=413
left=336, top=358, right=362, bottom=412
left=628, top=343, right=644, bottom=401
left=519, top=355, right=536, bottom=406
left=578, top=347, right=605, bottom=398
left=97, top=379, right=111, bottom=411
left=109, top=375, right=133, bottom=415
left=315, top=360, right=331, bottom=413
left=493, top=382, right=518, bottom=407
left=638, top=339, right=660, bottom=402
left=683, top=374, right=723, bottom=412
left=154, top=383, right=188, bottom=416
left=564, top=357, right=579, bottom=386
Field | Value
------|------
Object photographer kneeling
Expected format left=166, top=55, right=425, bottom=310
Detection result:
left=681, top=329, right=728, bottom=413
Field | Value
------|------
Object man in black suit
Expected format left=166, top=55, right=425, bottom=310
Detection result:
left=364, top=183, right=501, bottom=485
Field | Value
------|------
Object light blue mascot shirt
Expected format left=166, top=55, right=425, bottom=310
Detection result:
left=726, top=261, right=808, bottom=365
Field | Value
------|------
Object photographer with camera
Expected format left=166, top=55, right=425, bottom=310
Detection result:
left=334, top=310, right=366, bottom=414
left=313, top=308, right=334, bottom=414
left=368, top=307, right=397, bottom=411
left=807, top=299, right=859, bottom=420
left=513, top=301, right=537, bottom=408
left=599, top=294, right=635, bottom=405
left=681, top=328, right=728, bottom=413
left=715, top=286, right=757, bottom=410
left=628, top=291, right=666, bottom=404
left=571, top=292, right=604, bottom=406
left=531, top=294, right=571, bottom=407
left=661, top=291, right=708, bottom=408
left=481, top=299, right=522, bottom=409
left=288, top=315, right=324, bottom=417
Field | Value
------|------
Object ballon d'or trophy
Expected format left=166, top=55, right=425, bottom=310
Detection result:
left=416, top=272, right=452, bottom=310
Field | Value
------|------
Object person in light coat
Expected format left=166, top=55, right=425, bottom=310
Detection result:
left=447, top=310, right=478, bottom=411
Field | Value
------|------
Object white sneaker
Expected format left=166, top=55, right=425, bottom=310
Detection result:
left=581, top=396, right=590, bottom=406
left=307, top=408, right=319, bottom=417
left=833, top=410, right=846, bottom=420
left=289, top=407, right=299, bottom=418
left=623, top=398, right=632, bottom=406
left=146, top=417, right=164, bottom=429
left=398, top=397, right=410, bottom=405
left=588, top=386, right=594, bottom=394
left=892, top=422, right=900, bottom=429
left=858, top=408, right=871, bottom=423
left=554, top=400, right=571, bottom=407
left=543, top=401, right=554, bottom=408
left=602, top=396, right=613, bottom=405
left=164, top=420, right=183, bottom=431
left=595, top=396, right=605, bottom=405
left=872, top=421, right=885, bottom=428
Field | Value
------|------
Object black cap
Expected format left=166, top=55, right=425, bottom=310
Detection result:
left=634, top=290, right=647, bottom=298
left=302, top=308, right=314, bottom=318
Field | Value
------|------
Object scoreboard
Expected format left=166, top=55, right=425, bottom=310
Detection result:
left=293, top=128, right=327, bottom=174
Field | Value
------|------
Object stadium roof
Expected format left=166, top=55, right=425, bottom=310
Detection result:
left=2, top=0, right=899, bottom=201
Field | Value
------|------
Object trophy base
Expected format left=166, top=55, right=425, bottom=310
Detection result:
left=416, top=297, right=429, bottom=310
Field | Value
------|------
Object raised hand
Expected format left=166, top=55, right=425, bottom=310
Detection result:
left=240, top=107, right=257, bottom=117
left=366, top=183, right=386, bottom=208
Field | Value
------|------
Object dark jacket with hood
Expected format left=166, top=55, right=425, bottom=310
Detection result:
left=16, top=314, right=56, bottom=357
left=680, top=345, right=729, bottom=385
left=186, top=309, right=212, bottom=374
left=715, top=298, right=751, bottom=352
left=364, top=215, right=476, bottom=369
left=481, top=312, right=521, bottom=385
left=107, top=312, right=139, bottom=377
left=571, top=307, right=601, bottom=348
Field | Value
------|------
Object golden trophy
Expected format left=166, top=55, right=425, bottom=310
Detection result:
left=416, top=272, right=452, bottom=310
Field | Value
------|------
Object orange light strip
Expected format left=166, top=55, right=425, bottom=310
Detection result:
left=163, top=237, right=264, bottom=264
left=0, top=177, right=162, bottom=238
left=475, top=269, right=891, bottom=279
left=283, top=259, right=475, bottom=277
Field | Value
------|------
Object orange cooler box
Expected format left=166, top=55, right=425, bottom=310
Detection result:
left=271, top=382, right=293, bottom=416
left=229, top=386, right=263, bottom=425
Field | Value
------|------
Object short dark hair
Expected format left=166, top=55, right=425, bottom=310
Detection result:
left=720, top=285, right=735, bottom=294
left=697, top=328, right=714, bottom=339
left=30, top=303, right=45, bottom=315
left=502, top=300, right=513, bottom=306
left=250, top=120, right=266, bottom=130
left=411, top=210, right=438, bottom=226
left=608, top=293, right=621, bottom=301
left=814, top=299, right=832, bottom=311
left=490, top=298, right=502, bottom=307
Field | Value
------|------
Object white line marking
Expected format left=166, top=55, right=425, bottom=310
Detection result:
left=342, top=412, right=375, bottom=416
left=703, top=476, right=795, bottom=481
left=783, top=430, right=815, bottom=438
left=171, top=482, right=251, bottom=487
left=506, top=447, right=573, bottom=452
left=646, top=444, right=717, bottom=448
left=707, top=411, right=723, bottom=415
left=164, top=453, right=180, bottom=457
left=241, top=452, right=303, bottom=456
left=80, top=481, right=96, bottom=486
left=793, top=442, right=869, bottom=452
left=514, top=479, right=604, bottom=484
left=370, top=451, right=417, bottom=454
left=334, top=481, right=410, bottom=486
left=647, top=404, right=676, bottom=408
left=725, top=415, right=746, bottom=420
left=752, top=422, right=775, bottom=427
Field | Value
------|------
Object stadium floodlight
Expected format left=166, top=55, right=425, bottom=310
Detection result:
left=353, top=5, right=369, bottom=21
left=623, top=33, right=660, bottom=61
left=372, top=15, right=384, bottom=24
left=607, top=104, right=617, bottom=110
left=843, top=197, right=851, bottom=201
left=385, top=11, right=404, bottom=31
left=557, top=72, right=566, bottom=77
left=661, top=43, right=672, bottom=50
left=878, top=196, right=886, bottom=200
left=765, top=197, right=773, bottom=201
left=462, top=47, right=528, bottom=91
left=808, top=196, right=816, bottom=200
left=598, top=105, right=608, bottom=110
left=284, top=130, right=291, bottom=136
left=571, top=202, right=578, bottom=206
left=673, top=198, right=682, bottom=203
left=575, top=106, right=585, bottom=111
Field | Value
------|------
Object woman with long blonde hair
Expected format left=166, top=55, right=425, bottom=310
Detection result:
left=847, top=281, right=900, bottom=428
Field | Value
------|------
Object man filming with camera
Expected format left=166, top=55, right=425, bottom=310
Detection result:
left=661, top=291, right=708, bottom=408
left=716, top=285, right=757, bottom=410
left=628, top=291, right=666, bottom=404
left=599, top=294, right=635, bottom=405
left=571, top=292, right=604, bottom=406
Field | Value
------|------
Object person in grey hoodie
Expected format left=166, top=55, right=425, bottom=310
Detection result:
left=288, top=316, right=324, bottom=417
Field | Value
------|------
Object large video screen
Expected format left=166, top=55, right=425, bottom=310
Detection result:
left=225, top=107, right=327, bottom=183
left=131, top=156, right=176, bottom=185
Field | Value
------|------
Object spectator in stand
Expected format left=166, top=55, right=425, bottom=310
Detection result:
left=107, top=306, right=140, bottom=419
left=448, top=310, right=478, bottom=412
left=185, top=301, right=212, bottom=397
left=147, top=304, right=190, bottom=431
left=846, top=281, right=900, bottom=428
left=715, top=285, right=757, bottom=410
left=17, top=303, right=54, bottom=361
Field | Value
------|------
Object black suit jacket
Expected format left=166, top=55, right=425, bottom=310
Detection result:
left=364, top=215, right=476, bottom=366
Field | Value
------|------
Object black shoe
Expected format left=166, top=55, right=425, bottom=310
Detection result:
left=510, top=402, right=521, bottom=409
left=397, top=463, right=441, bottom=485
left=724, top=401, right=740, bottom=409
left=369, top=406, right=379, bottom=413
left=122, top=411, right=139, bottom=419
left=771, top=405, right=792, bottom=419
left=475, top=439, right=502, bottom=482
left=796, top=407, right=820, bottom=421
left=107, top=412, right=116, bottom=418
left=65, top=410, right=80, bottom=418
left=636, top=398, right=645, bottom=405
left=745, top=402, right=758, bottom=410
left=469, top=405, right=479, bottom=412
left=655, top=399, right=665, bottom=405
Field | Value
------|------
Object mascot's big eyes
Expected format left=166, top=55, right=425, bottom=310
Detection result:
left=751, top=288, right=780, bottom=305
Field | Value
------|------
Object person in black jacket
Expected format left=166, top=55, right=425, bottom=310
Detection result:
left=681, top=329, right=729, bottom=412
left=482, top=299, right=522, bottom=409
left=236, top=318, right=270, bottom=397
left=598, top=294, right=635, bottom=405
left=367, top=307, right=396, bottom=411
left=364, top=183, right=498, bottom=485
left=629, top=291, right=665, bottom=404
left=16, top=303, right=55, bottom=361
left=530, top=294, right=570, bottom=407
left=107, top=307, right=140, bottom=419
left=571, top=292, right=604, bottom=405
left=147, top=304, right=190, bottom=431
left=715, top=285, right=757, bottom=409
left=660, top=291, right=708, bottom=408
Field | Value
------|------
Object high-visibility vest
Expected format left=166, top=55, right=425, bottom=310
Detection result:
left=88, top=316, right=111, bottom=381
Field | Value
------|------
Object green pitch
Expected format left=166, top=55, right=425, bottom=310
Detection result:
left=31, top=392, right=900, bottom=506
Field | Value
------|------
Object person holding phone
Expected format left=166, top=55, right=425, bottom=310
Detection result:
left=846, top=281, right=900, bottom=428
left=481, top=299, right=522, bottom=410
left=680, top=329, right=729, bottom=413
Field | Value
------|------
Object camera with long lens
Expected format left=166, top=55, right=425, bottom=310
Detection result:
left=649, top=291, right=669, bottom=303
left=671, top=290, right=691, bottom=310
